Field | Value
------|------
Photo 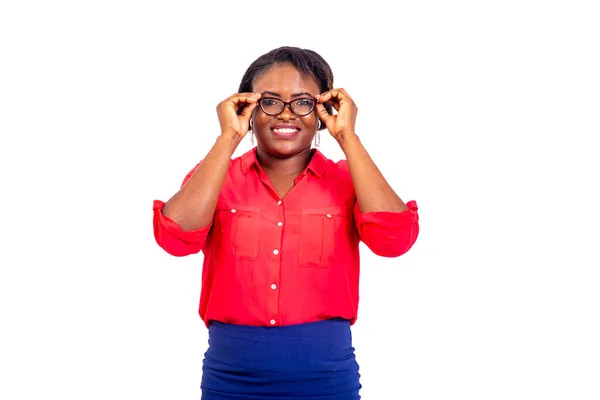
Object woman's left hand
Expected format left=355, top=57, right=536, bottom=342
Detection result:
left=315, top=88, right=358, bottom=139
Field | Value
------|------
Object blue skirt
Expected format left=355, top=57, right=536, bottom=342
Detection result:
left=200, top=319, right=361, bottom=399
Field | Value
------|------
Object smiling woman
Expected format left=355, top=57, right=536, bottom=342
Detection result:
left=152, top=46, right=420, bottom=399
left=249, top=63, right=323, bottom=163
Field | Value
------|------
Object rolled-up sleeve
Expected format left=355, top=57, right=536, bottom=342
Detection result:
left=354, top=200, right=419, bottom=257
left=153, top=200, right=212, bottom=257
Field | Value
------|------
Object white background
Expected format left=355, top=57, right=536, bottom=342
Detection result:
left=1, top=1, right=599, bottom=399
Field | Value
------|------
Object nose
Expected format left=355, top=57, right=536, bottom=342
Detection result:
left=276, top=103, right=297, bottom=121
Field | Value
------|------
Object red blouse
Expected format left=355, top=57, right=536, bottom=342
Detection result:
left=153, top=148, right=419, bottom=327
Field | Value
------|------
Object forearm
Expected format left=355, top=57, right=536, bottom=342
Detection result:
left=337, top=132, right=407, bottom=213
left=162, top=132, right=242, bottom=231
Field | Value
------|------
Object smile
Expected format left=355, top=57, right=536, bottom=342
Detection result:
left=273, top=128, right=299, bottom=134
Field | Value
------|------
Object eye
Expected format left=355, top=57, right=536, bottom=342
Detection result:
left=295, top=99, right=314, bottom=107
left=261, top=98, right=281, bottom=106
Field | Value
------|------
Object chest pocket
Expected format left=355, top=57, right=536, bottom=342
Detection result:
left=216, top=205, right=261, bottom=260
left=298, top=207, right=349, bottom=268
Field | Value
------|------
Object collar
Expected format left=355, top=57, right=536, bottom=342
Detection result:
left=240, top=147, right=327, bottom=179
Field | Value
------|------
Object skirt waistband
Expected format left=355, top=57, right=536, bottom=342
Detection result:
left=205, top=318, right=355, bottom=372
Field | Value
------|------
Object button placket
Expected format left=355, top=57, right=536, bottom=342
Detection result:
left=272, top=198, right=284, bottom=257
left=268, top=199, right=283, bottom=323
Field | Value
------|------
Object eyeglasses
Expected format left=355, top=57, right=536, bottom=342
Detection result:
left=258, top=97, right=317, bottom=116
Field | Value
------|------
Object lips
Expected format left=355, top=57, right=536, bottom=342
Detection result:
left=272, top=124, right=300, bottom=138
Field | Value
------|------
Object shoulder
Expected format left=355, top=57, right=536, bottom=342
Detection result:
left=312, top=150, right=353, bottom=190
left=315, top=152, right=355, bottom=203
left=230, top=147, right=256, bottom=175
left=318, top=151, right=351, bottom=178
left=333, top=158, right=349, bottom=173
left=183, top=148, right=255, bottom=186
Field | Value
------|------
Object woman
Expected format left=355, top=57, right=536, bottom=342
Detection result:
left=153, top=46, right=419, bottom=399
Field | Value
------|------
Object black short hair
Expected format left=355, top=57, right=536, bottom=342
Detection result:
left=238, top=46, right=334, bottom=130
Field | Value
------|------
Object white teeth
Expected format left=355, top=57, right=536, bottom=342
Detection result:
left=273, top=128, right=298, bottom=134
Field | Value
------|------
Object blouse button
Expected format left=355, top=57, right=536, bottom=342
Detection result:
left=277, top=221, right=283, bottom=227
left=326, top=214, right=332, bottom=218
left=270, top=319, right=276, bottom=325
left=271, top=284, right=277, bottom=290
left=277, top=200, right=282, bottom=206
left=230, top=209, right=237, bottom=213
left=273, top=249, right=279, bottom=255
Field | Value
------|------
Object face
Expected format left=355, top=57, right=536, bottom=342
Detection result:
left=251, top=63, right=320, bottom=158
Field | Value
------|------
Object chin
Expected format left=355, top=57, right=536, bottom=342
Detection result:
left=260, top=140, right=312, bottom=158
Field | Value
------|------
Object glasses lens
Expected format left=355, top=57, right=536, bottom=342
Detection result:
left=260, top=98, right=284, bottom=115
left=291, top=98, right=316, bottom=115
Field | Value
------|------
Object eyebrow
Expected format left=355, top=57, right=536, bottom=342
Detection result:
left=261, top=91, right=314, bottom=98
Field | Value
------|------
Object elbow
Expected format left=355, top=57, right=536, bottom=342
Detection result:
left=153, top=223, right=205, bottom=257
left=354, top=202, right=420, bottom=259
left=364, top=237, right=416, bottom=258
left=159, top=244, right=201, bottom=257
left=362, top=223, right=420, bottom=258
left=152, top=200, right=207, bottom=257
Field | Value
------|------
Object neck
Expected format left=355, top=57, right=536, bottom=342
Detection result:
left=256, top=147, right=314, bottom=176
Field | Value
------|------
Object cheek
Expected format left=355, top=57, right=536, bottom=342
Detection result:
left=251, top=108, right=260, bottom=123
left=252, top=112, right=270, bottom=128
left=301, top=113, right=319, bottom=129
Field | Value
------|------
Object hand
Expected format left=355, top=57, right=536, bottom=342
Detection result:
left=216, top=92, right=262, bottom=138
left=315, top=88, right=358, bottom=139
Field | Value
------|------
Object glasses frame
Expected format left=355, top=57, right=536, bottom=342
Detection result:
left=258, top=96, right=318, bottom=117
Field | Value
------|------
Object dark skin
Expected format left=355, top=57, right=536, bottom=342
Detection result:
left=251, top=63, right=321, bottom=198
left=162, top=62, right=407, bottom=231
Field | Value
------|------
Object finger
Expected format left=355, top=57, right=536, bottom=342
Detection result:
left=316, top=91, right=333, bottom=103
left=335, top=88, right=357, bottom=111
left=334, top=88, right=351, bottom=99
left=316, top=93, right=339, bottom=112
left=317, top=89, right=341, bottom=102
left=318, top=96, right=340, bottom=112
left=318, top=88, right=353, bottom=106
left=239, top=101, right=258, bottom=120
left=328, top=99, right=341, bottom=112
left=234, top=92, right=262, bottom=104
left=315, top=103, right=333, bottom=125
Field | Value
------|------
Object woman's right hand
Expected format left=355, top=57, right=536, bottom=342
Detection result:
left=216, top=92, right=262, bottom=138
